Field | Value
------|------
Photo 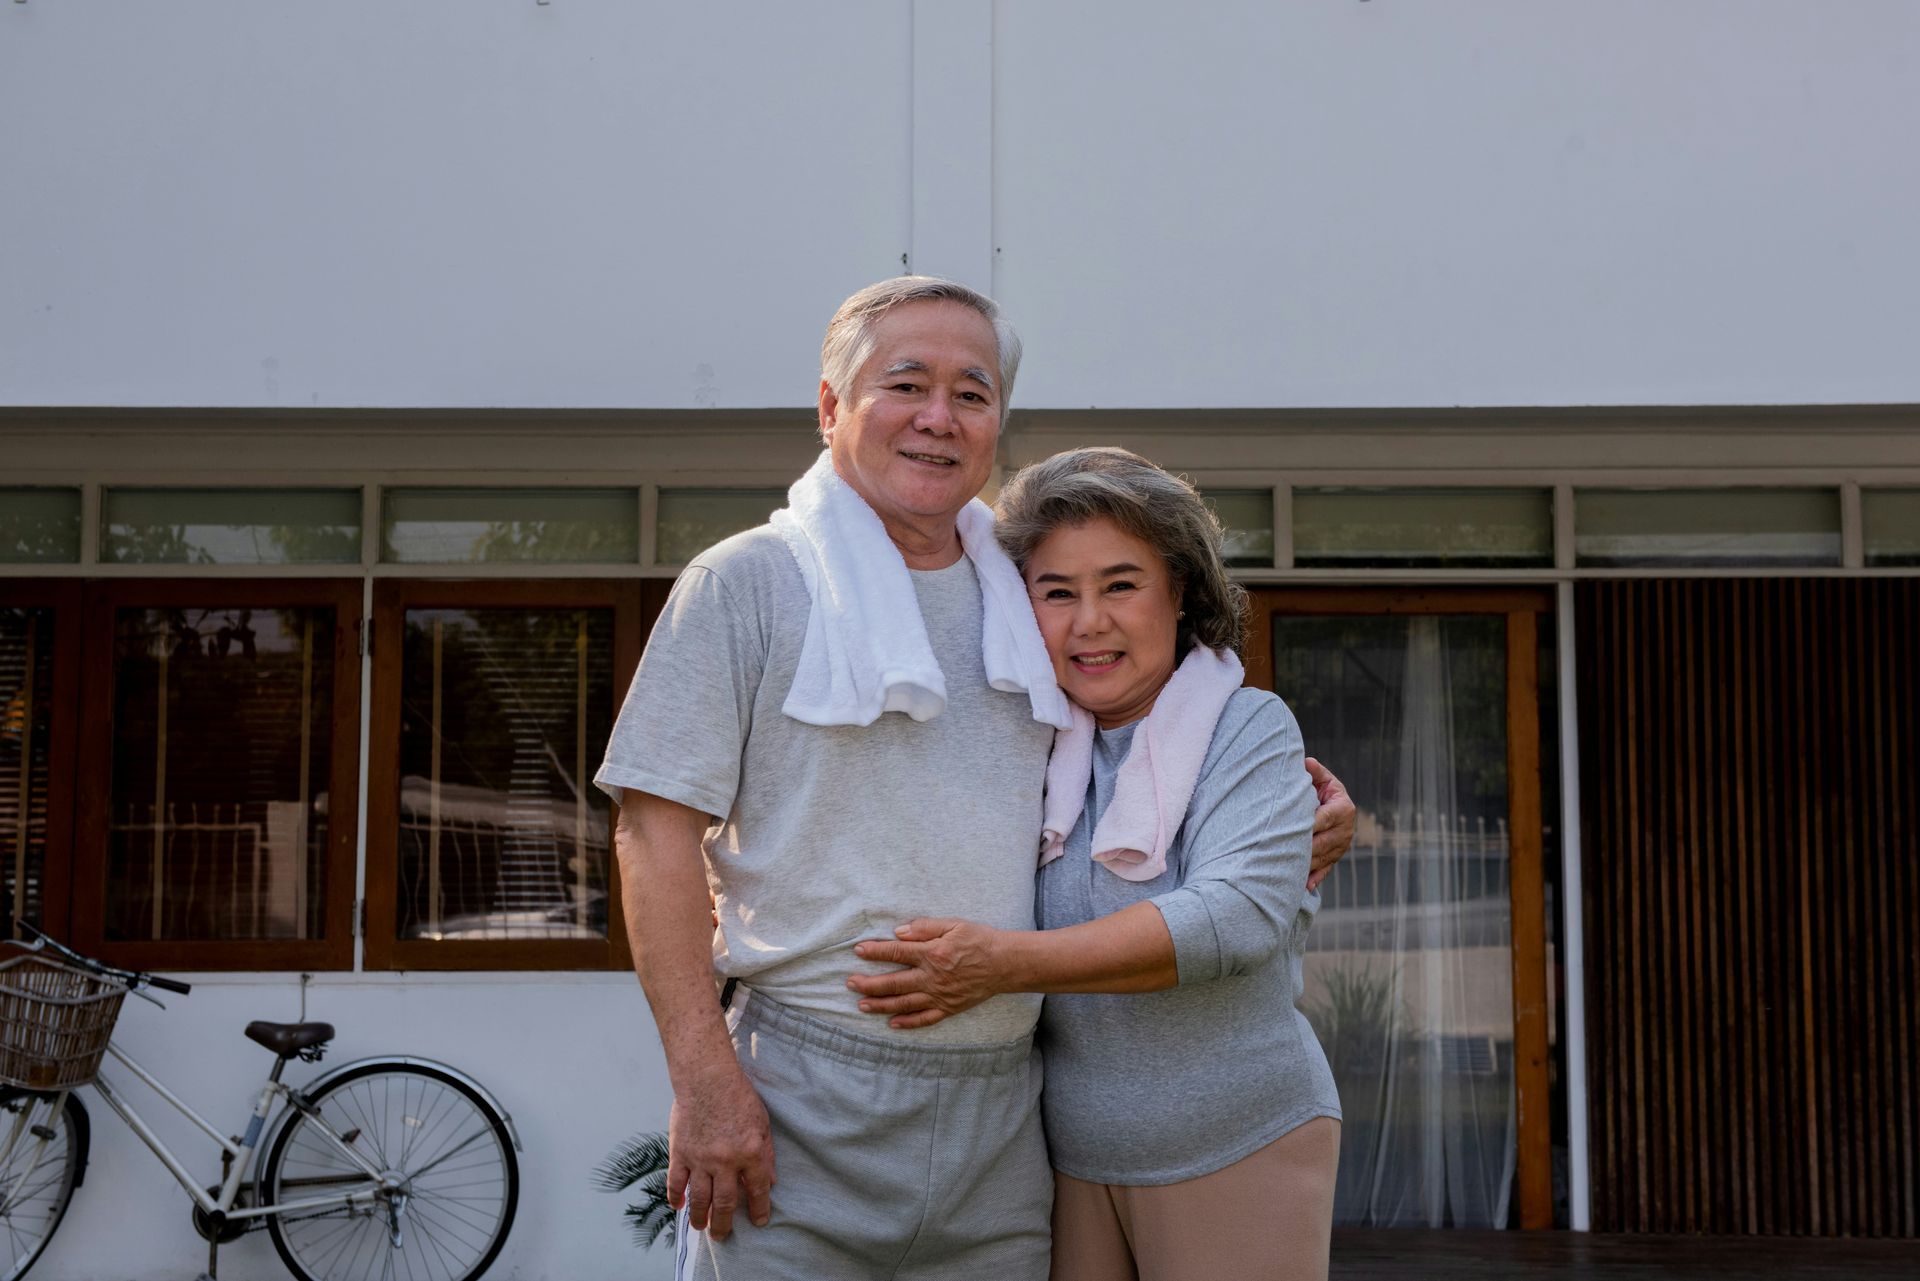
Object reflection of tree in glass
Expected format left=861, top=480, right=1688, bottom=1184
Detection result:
left=1302, top=963, right=1422, bottom=1078
left=104, top=524, right=214, bottom=565
left=0, top=512, right=75, bottom=561
left=472, top=520, right=625, bottom=563
left=265, top=523, right=359, bottom=564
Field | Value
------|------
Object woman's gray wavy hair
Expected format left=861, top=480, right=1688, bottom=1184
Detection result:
left=820, top=276, right=1023, bottom=429
left=994, top=447, right=1248, bottom=656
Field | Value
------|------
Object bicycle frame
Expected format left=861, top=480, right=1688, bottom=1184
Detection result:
left=77, top=1040, right=389, bottom=1224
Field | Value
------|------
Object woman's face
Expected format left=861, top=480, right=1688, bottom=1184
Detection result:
left=1024, top=516, right=1183, bottom=729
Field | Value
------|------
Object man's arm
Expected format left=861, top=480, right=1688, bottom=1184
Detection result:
left=617, top=792, right=774, bottom=1240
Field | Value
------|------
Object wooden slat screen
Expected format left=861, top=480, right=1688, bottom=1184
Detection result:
left=1578, top=579, right=1919, bottom=1236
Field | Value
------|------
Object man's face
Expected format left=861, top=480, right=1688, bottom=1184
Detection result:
left=819, top=300, right=1002, bottom=532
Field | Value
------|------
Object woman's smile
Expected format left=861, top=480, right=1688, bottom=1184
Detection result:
left=1023, top=516, right=1184, bottom=729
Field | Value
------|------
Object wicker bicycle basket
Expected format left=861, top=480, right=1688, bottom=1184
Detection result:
left=0, top=953, right=128, bottom=1091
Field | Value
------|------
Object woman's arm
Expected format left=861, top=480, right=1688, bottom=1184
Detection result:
left=847, top=903, right=1177, bottom=1030
left=849, top=696, right=1318, bottom=1029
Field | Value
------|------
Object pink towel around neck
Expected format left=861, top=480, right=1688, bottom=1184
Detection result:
left=1039, top=645, right=1247, bottom=882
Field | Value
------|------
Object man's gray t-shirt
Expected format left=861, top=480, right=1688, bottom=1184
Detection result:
left=595, top=525, right=1053, bottom=1047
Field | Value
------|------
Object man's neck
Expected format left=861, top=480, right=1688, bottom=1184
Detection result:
left=884, top=517, right=966, bottom=570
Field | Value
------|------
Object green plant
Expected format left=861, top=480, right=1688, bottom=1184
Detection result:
left=1302, top=963, right=1420, bottom=1078
left=595, top=1131, right=676, bottom=1250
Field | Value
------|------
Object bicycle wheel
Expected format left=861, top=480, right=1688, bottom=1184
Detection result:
left=0, top=1091, right=82, bottom=1281
left=262, top=1063, right=517, bottom=1281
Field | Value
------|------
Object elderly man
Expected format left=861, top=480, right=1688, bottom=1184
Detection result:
left=595, top=277, right=1353, bottom=1280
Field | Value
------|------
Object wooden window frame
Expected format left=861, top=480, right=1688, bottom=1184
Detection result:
left=71, top=579, right=363, bottom=971
left=0, top=582, right=82, bottom=939
left=364, top=578, right=653, bottom=971
left=1246, top=585, right=1556, bottom=1230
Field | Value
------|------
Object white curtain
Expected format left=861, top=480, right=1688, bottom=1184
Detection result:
left=1312, top=617, right=1517, bottom=1227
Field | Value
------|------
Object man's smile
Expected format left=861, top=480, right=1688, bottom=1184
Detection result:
left=899, top=450, right=958, bottom=466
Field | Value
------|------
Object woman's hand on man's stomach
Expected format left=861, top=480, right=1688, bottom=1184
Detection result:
left=846, top=918, right=1005, bottom=1030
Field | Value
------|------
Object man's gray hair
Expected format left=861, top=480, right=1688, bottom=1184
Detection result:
left=820, top=276, right=1023, bottom=428
left=994, top=447, right=1249, bottom=656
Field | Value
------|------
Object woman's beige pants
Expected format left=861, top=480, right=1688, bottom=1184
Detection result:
left=1049, top=1118, right=1340, bottom=1281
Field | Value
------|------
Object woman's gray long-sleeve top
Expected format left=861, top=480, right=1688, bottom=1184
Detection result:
left=1035, top=686, right=1341, bottom=1185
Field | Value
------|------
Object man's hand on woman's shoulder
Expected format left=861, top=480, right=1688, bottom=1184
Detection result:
left=1306, top=757, right=1356, bottom=891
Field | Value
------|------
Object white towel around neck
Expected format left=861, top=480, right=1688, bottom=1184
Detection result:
left=769, top=451, right=1074, bottom=731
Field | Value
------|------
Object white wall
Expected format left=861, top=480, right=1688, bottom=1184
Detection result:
left=1, top=1, right=912, bottom=411
left=39, top=974, right=680, bottom=1281
left=3, top=1, right=1916, bottom=411
left=994, top=1, right=1920, bottom=408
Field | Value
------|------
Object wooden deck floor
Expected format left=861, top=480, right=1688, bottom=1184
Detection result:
left=1328, top=1230, right=1920, bottom=1279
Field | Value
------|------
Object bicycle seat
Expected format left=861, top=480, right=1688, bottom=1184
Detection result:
left=244, top=1021, right=335, bottom=1057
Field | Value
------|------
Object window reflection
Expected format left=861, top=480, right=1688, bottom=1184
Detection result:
left=656, top=489, right=784, bottom=565
left=382, top=489, right=639, bottom=564
left=107, top=608, right=333, bottom=941
left=397, top=609, right=613, bottom=941
left=1276, top=614, right=1517, bottom=1228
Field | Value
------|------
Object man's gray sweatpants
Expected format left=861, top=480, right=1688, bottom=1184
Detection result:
left=676, top=989, right=1052, bottom=1281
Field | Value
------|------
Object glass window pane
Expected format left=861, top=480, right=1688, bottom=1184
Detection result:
left=397, top=608, right=614, bottom=941
left=102, top=488, right=361, bottom=565
left=1575, top=488, right=1840, bottom=567
left=657, top=489, right=784, bottom=565
left=382, top=489, right=638, bottom=564
left=1294, top=488, right=1553, bottom=568
left=1, top=608, right=56, bottom=928
left=107, top=607, right=335, bottom=942
left=1275, top=613, right=1517, bottom=1226
left=0, top=489, right=81, bottom=564
left=1201, top=489, right=1274, bottom=568
left=1863, top=488, right=1920, bottom=567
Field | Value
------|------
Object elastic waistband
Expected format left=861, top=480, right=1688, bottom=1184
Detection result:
left=731, top=988, right=1034, bottom=1079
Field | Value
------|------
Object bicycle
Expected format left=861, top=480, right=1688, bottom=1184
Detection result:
left=0, top=921, right=521, bottom=1281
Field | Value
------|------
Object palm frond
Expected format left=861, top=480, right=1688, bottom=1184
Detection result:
left=597, top=1130, right=678, bottom=1251
left=624, top=1199, right=678, bottom=1249
left=593, top=1131, right=671, bottom=1193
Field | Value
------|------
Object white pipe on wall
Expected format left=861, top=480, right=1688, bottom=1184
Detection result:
left=1556, top=579, right=1592, bottom=1230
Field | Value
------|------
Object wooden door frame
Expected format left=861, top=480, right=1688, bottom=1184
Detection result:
left=364, top=578, right=647, bottom=972
left=1248, top=585, right=1556, bottom=1230
left=71, top=579, right=362, bottom=971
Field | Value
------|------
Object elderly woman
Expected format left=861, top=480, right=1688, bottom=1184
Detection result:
left=848, top=447, right=1340, bottom=1281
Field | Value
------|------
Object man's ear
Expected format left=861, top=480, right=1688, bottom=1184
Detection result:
left=817, top=378, right=839, bottom=444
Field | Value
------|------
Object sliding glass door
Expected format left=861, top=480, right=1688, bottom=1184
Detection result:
left=1246, top=588, right=1554, bottom=1230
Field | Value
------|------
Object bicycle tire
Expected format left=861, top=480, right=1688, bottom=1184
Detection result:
left=262, top=1062, right=518, bottom=1281
left=0, top=1091, right=83, bottom=1281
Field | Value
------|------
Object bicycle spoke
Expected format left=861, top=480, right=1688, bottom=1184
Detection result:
left=267, top=1069, right=514, bottom=1281
left=0, top=1094, right=78, bottom=1281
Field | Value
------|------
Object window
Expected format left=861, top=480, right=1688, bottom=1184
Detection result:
left=382, top=488, right=640, bottom=564
left=71, top=581, right=361, bottom=970
left=0, top=586, right=78, bottom=934
left=1294, top=489, right=1554, bottom=568
left=1200, top=490, right=1275, bottom=568
left=1574, top=488, right=1840, bottom=567
left=0, top=489, right=82, bottom=564
left=364, top=581, right=649, bottom=970
left=102, top=488, right=361, bottom=564
left=655, top=489, right=784, bottom=566
left=1862, top=488, right=1920, bottom=567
